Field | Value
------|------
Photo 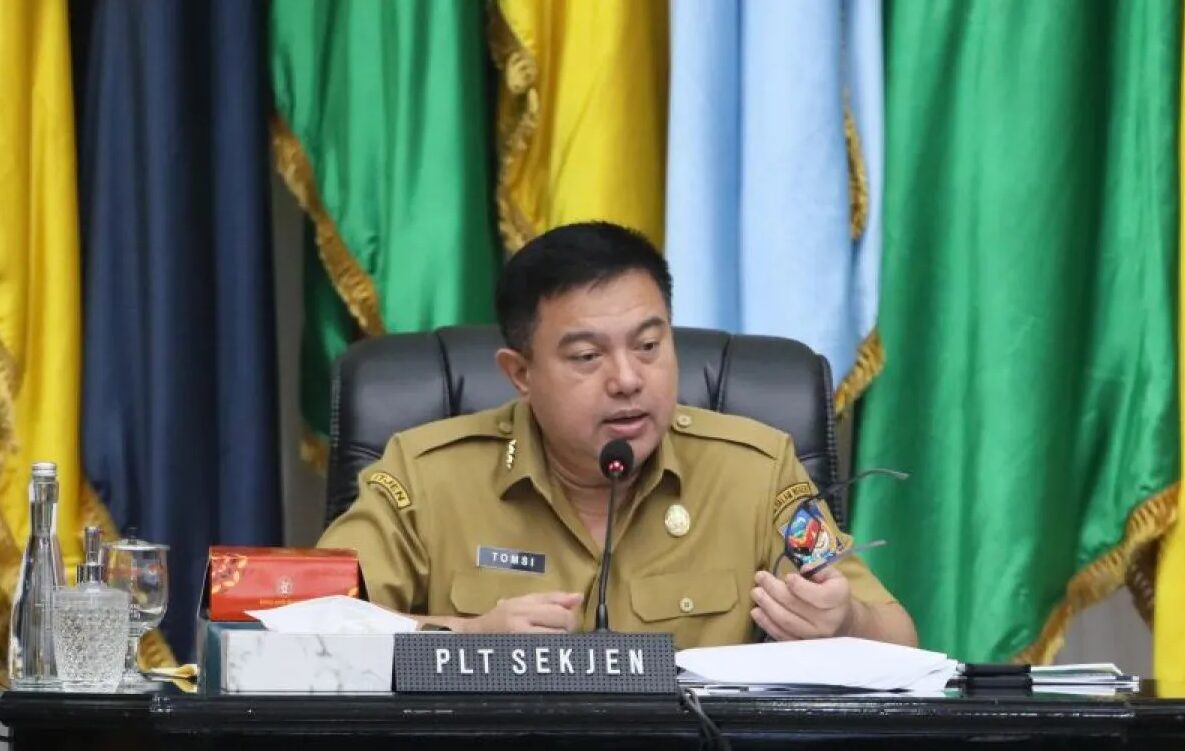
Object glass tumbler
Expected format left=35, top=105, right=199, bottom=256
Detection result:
left=52, top=585, right=130, bottom=692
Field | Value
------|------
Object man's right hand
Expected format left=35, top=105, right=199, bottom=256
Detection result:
left=460, top=591, right=584, bottom=634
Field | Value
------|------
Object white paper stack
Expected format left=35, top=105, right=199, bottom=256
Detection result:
left=245, top=595, right=419, bottom=634
left=1031, top=663, right=1128, bottom=685
left=676, top=637, right=959, bottom=694
left=1029, top=663, right=1140, bottom=695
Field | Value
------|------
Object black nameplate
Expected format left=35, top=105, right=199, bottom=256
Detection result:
left=391, top=632, right=677, bottom=694
left=476, top=545, right=547, bottom=574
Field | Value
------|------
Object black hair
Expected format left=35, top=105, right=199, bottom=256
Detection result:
left=496, top=221, right=673, bottom=354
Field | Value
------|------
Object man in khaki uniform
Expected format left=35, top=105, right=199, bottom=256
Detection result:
left=320, top=222, right=917, bottom=649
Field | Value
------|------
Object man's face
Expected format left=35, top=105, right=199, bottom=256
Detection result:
left=501, top=270, right=678, bottom=481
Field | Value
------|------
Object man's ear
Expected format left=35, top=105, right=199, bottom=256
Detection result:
left=495, top=348, right=531, bottom=397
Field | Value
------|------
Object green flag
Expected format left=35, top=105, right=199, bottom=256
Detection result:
left=270, top=0, right=500, bottom=441
left=853, top=0, right=1180, bottom=663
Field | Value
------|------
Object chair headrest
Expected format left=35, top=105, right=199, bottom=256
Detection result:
left=326, top=326, right=840, bottom=529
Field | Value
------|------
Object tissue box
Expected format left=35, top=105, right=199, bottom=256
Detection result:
left=197, top=619, right=265, bottom=695
left=221, top=631, right=394, bottom=693
left=194, top=546, right=368, bottom=694
left=205, top=546, right=363, bottom=622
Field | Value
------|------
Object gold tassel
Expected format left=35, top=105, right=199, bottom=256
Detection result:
left=0, top=340, right=20, bottom=657
left=488, top=4, right=542, bottom=253
left=834, top=92, right=876, bottom=414
left=1013, top=483, right=1179, bottom=664
left=0, top=445, right=21, bottom=683
left=844, top=95, right=869, bottom=241
left=0, top=340, right=17, bottom=462
left=301, top=428, right=330, bottom=477
left=834, top=329, right=884, bottom=415
left=137, top=628, right=178, bottom=671
left=78, top=482, right=120, bottom=537
left=1125, top=536, right=1160, bottom=627
left=270, top=115, right=385, bottom=336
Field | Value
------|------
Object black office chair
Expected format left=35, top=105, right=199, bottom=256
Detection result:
left=325, top=325, right=845, bottom=529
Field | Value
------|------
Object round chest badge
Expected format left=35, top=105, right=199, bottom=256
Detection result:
left=665, top=504, right=691, bottom=537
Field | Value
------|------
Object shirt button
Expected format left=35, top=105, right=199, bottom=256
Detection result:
left=679, top=597, right=694, bottom=613
left=497, top=420, right=513, bottom=434
left=675, top=414, right=692, bottom=429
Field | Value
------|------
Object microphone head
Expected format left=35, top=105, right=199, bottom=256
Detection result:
left=599, top=439, right=634, bottom=479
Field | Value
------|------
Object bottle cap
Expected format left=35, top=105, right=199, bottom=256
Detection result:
left=31, top=462, right=57, bottom=479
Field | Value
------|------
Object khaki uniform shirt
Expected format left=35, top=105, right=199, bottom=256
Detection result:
left=319, top=399, right=895, bottom=649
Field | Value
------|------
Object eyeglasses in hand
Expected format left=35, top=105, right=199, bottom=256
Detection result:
left=773, top=467, right=908, bottom=579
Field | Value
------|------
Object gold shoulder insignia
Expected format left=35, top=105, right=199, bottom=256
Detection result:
left=669, top=407, right=782, bottom=459
left=773, top=481, right=813, bottom=518
left=368, top=471, right=412, bottom=510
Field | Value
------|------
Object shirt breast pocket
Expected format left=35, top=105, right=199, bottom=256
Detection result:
left=628, top=570, right=738, bottom=622
left=449, top=570, right=562, bottom=615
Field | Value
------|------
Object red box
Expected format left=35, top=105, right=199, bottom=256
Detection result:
left=205, top=546, right=362, bottom=622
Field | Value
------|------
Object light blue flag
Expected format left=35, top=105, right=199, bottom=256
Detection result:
left=665, top=0, right=885, bottom=398
left=666, top=0, right=741, bottom=331
left=847, top=0, right=884, bottom=348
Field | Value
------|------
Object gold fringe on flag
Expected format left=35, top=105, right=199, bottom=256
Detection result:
left=301, top=428, right=330, bottom=477
left=835, top=329, right=884, bottom=415
left=0, top=480, right=20, bottom=685
left=0, top=341, right=19, bottom=676
left=0, top=341, right=17, bottom=461
left=1126, top=537, right=1159, bottom=626
left=834, top=91, right=878, bottom=415
left=488, top=6, right=541, bottom=253
left=1013, top=482, right=1179, bottom=664
left=272, top=114, right=383, bottom=475
left=270, top=115, right=385, bottom=336
left=138, top=629, right=177, bottom=671
left=844, top=96, right=869, bottom=241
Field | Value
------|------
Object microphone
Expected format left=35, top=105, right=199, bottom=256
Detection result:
left=595, top=439, right=634, bottom=631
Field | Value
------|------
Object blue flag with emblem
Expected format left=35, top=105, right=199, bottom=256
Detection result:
left=665, top=0, right=885, bottom=407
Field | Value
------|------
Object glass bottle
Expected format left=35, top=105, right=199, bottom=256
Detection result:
left=9, top=462, right=66, bottom=689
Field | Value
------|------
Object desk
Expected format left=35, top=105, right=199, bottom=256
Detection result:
left=3, top=684, right=1185, bottom=750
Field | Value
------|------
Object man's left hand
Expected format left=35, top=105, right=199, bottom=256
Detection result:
left=750, top=566, right=855, bottom=641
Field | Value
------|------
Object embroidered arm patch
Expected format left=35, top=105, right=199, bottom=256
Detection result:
left=773, top=481, right=812, bottom=519
left=368, top=471, right=412, bottom=510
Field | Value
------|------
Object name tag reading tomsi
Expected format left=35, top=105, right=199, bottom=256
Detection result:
left=476, top=545, right=547, bottom=574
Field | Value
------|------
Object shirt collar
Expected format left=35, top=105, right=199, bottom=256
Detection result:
left=494, top=399, right=552, bottom=502
left=634, top=429, right=683, bottom=500
left=494, top=400, right=684, bottom=502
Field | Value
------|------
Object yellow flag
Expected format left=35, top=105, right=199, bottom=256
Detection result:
left=0, top=0, right=87, bottom=633
left=491, top=0, right=669, bottom=251
left=1154, top=14, right=1185, bottom=682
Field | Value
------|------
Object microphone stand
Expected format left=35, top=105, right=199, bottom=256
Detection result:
left=595, top=465, right=622, bottom=632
